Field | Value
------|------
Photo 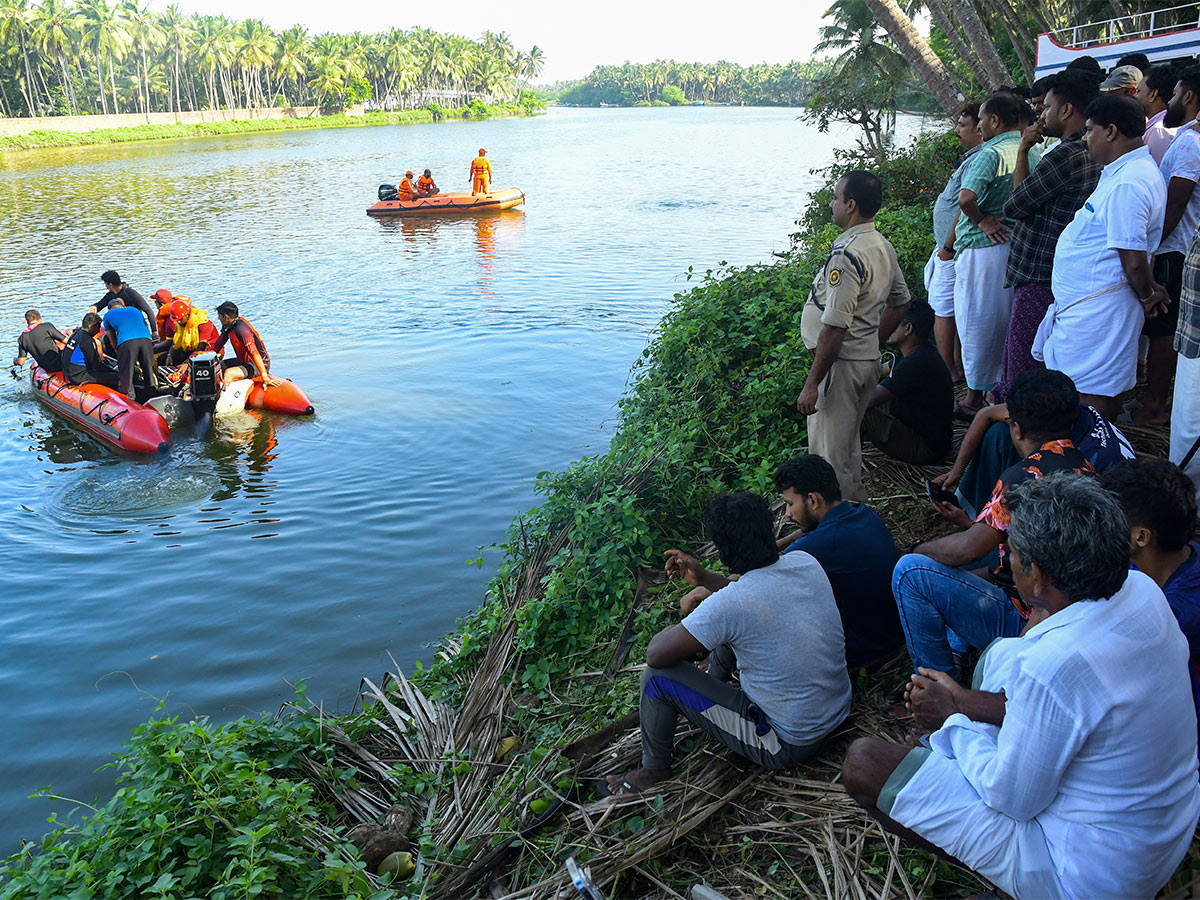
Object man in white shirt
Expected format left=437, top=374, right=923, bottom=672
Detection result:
left=1037, top=94, right=1169, bottom=420
left=1138, top=62, right=1180, bottom=164
left=844, top=474, right=1200, bottom=900
left=1136, top=66, right=1200, bottom=427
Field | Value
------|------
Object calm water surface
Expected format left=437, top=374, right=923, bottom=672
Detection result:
left=0, top=107, right=927, bottom=848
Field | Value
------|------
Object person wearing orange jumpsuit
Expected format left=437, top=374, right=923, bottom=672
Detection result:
left=469, top=149, right=492, bottom=195
left=398, top=171, right=419, bottom=201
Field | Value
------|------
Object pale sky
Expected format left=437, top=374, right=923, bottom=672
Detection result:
left=163, top=0, right=832, bottom=84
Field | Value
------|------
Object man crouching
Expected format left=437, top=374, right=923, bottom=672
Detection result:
left=842, top=473, right=1200, bottom=899
left=603, top=491, right=851, bottom=796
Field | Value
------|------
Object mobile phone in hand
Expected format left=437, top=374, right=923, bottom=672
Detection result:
left=926, top=479, right=961, bottom=509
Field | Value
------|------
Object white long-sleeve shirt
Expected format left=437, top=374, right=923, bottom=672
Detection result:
left=929, top=570, right=1200, bottom=899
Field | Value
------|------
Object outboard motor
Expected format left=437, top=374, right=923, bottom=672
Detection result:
left=379, top=183, right=399, bottom=201
left=188, top=351, right=222, bottom=416
left=147, top=394, right=195, bottom=429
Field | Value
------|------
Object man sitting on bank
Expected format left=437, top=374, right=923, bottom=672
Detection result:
left=775, top=455, right=906, bottom=669
left=14, top=309, right=66, bottom=373
left=1102, top=459, right=1200, bottom=740
left=861, top=301, right=953, bottom=465
left=893, top=369, right=1094, bottom=684
left=931, top=370, right=1132, bottom=517
left=601, top=492, right=850, bottom=796
left=211, top=301, right=278, bottom=387
left=61, top=313, right=118, bottom=388
left=844, top=474, right=1200, bottom=900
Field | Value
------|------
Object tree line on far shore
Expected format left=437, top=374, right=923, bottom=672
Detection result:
left=0, top=0, right=545, bottom=118
left=549, top=60, right=834, bottom=107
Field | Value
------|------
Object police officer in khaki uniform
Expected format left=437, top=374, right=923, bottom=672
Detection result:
left=797, top=171, right=911, bottom=501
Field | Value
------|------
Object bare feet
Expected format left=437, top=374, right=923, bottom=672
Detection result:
left=602, top=767, right=671, bottom=797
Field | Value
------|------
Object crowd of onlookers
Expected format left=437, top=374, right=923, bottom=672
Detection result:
left=600, top=53, right=1200, bottom=900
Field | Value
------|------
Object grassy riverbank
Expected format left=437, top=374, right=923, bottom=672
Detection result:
left=0, top=100, right=540, bottom=152
left=6, top=130, right=1194, bottom=899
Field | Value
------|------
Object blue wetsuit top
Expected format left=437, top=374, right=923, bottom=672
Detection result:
left=102, top=306, right=152, bottom=344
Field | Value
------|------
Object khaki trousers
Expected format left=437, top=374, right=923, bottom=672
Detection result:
left=806, top=357, right=880, bottom=502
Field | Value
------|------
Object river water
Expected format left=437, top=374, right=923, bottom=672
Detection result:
left=0, top=106, right=928, bottom=850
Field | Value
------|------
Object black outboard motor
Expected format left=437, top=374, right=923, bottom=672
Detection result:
left=188, top=351, right=222, bottom=416
left=379, top=183, right=399, bottom=201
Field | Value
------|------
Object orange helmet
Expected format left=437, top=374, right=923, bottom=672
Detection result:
left=169, top=299, right=191, bottom=319
left=479, top=148, right=487, bottom=154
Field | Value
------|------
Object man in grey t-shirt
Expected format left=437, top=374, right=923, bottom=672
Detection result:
left=602, top=492, right=852, bottom=796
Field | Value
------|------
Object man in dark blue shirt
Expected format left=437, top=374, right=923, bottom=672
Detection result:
left=774, top=454, right=905, bottom=668
left=102, top=299, right=156, bottom=398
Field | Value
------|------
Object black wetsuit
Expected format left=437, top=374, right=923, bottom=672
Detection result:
left=62, top=328, right=118, bottom=388
left=17, top=322, right=66, bottom=372
left=96, top=286, right=159, bottom=340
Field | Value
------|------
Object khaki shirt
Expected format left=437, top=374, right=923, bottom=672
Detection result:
left=801, top=222, right=910, bottom=361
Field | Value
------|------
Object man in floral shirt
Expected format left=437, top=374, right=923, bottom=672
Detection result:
left=891, top=369, right=1094, bottom=683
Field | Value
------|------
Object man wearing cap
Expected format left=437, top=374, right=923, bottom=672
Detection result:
left=470, top=148, right=491, bottom=195
left=797, top=170, right=911, bottom=502
left=1100, top=64, right=1142, bottom=97
left=93, top=269, right=159, bottom=341
left=398, top=171, right=419, bottom=201
left=150, top=288, right=175, bottom=337
left=212, top=301, right=278, bottom=387
left=417, top=169, right=438, bottom=197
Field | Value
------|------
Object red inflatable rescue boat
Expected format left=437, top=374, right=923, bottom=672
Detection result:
left=30, top=366, right=170, bottom=454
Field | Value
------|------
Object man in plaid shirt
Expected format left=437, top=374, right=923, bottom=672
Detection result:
left=1000, top=71, right=1101, bottom=401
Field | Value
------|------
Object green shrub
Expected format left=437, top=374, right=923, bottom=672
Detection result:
left=0, top=700, right=387, bottom=899
left=660, top=85, right=686, bottom=105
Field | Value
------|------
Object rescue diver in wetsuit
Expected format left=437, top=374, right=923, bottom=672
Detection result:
left=62, top=313, right=119, bottom=388
left=212, top=301, right=278, bottom=387
left=93, top=270, right=159, bottom=341
left=14, top=309, right=66, bottom=372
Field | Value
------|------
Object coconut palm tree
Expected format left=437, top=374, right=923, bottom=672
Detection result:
left=76, top=0, right=126, bottom=113
left=119, top=0, right=160, bottom=113
left=274, top=24, right=306, bottom=106
left=0, top=0, right=40, bottom=113
left=30, top=0, right=78, bottom=113
left=234, top=18, right=272, bottom=107
left=158, top=3, right=191, bottom=112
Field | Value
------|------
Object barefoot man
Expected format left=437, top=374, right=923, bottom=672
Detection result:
left=602, top=491, right=850, bottom=796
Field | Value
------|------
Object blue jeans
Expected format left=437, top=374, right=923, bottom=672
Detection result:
left=892, top=554, right=1024, bottom=681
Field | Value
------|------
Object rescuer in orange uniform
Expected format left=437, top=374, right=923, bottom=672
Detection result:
left=469, top=148, right=491, bottom=195
left=398, top=171, right=419, bottom=200
left=417, top=169, right=438, bottom=196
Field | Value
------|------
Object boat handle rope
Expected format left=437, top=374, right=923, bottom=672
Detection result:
left=47, top=380, right=72, bottom=401
left=83, top=397, right=109, bottom=418
left=101, top=409, right=128, bottom=425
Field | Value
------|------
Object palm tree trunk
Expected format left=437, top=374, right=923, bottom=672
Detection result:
left=991, top=1, right=1035, bottom=84
left=18, top=33, right=38, bottom=116
left=990, top=0, right=1039, bottom=80
left=927, top=0, right=987, bottom=92
left=95, top=55, right=108, bottom=114
left=108, top=56, right=118, bottom=113
left=944, top=0, right=1011, bottom=87
left=862, top=0, right=966, bottom=117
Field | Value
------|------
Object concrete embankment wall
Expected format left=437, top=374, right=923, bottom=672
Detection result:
left=0, top=105, right=365, bottom=138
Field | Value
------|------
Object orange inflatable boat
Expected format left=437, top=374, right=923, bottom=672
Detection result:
left=30, top=365, right=170, bottom=454
left=367, top=187, right=525, bottom=217
left=246, top=376, right=314, bottom=417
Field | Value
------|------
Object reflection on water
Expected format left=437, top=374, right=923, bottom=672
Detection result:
left=0, top=107, right=934, bottom=850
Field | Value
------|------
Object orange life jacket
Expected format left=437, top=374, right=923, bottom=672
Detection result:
left=227, top=317, right=270, bottom=371
left=399, top=177, right=417, bottom=196
left=417, top=175, right=436, bottom=192
left=470, top=157, right=491, bottom=177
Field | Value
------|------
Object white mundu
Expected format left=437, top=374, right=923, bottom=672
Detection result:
left=1040, top=145, right=1165, bottom=396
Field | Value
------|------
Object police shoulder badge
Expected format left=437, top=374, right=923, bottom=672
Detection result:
left=828, top=267, right=842, bottom=286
